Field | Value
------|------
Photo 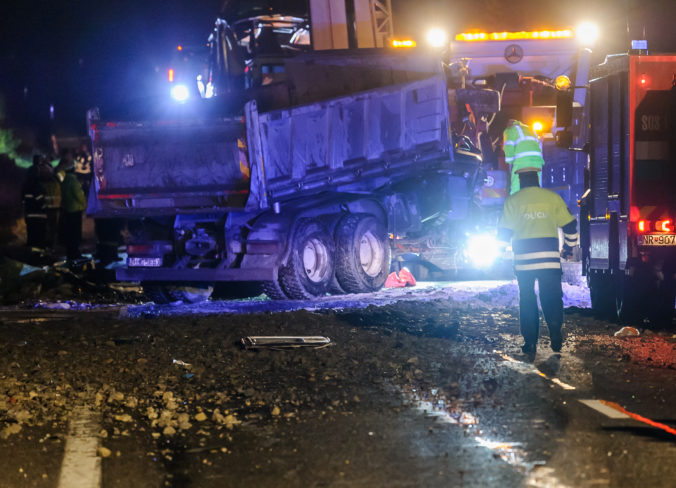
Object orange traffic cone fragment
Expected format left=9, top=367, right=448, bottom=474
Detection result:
left=384, top=271, right=406, bottom=288
left=398, top=267, right=417, bottom=286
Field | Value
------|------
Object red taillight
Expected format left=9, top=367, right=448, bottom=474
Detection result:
left=637, top=219, right=675, bottom=233
left=638, top=220, right=646, bottom=233
left=128, top=244, right=154, bottom=255
left=168, top=69, right=174, bottom=82
left=639, top=74, right=649, bottom=87
left=657, top=219, right=674, bottom=233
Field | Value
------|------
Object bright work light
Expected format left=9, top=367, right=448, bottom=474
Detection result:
left=171, top=84, right=190, bottom=102
left=576, top=22, right=599, bottom=46
left=465, top=233, right=501, bottom=268
left=426, top=28, right=448, bottom=48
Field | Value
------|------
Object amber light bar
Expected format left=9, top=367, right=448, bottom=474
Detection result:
left=391, top=39, right=416, bottom=48
left=455, top=30, right=573, bottom=42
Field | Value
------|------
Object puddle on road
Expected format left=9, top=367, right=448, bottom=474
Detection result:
left=400, top=385, right=560, bottom=480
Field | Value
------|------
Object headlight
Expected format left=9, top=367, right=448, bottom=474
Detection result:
left=426, top=28, right=448, bottom=48
left=576, top=21, right=599, bottom=46
left=465, top=233, right=501, bottom=268
left=171, top=84, right=190, bottom=102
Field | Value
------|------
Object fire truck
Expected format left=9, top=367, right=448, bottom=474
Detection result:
left=579, top=54, right=676, bottom=325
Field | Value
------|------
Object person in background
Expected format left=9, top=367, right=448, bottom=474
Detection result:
left=502, top=119, right=545, bottom=195
left=497, top=171, right=578, bottom=357
left=22, top=155, right=50, bottom=251
left=57, top=150, right=87, bottom=262
left=41, top=155, right=62, bottom=253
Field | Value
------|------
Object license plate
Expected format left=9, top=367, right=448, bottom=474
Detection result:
left=127, top=256, right=163, bottom=267
left=640, top=234, right=676, bottom=246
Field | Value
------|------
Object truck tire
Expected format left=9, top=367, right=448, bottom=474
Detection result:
left=262, top=280, right=288, bottom=300
left=279, top=219, right=334, bottom=299
left=648, top=280, right=676, bottom=327
left=615, top=274, right=640, bottom=324
left=335, top=214, right=391, bottom=294
left=588, top=270, right=615, bottom=321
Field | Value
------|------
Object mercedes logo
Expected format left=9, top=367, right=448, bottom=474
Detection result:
left=504, top=44, right=524, bottom=64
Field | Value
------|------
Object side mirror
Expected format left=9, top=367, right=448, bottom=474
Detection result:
left=556, top=90, right=573, bottom=128
left=555, top=130, right=573, bottom=148
left=556, top=89, right=573, bottom=128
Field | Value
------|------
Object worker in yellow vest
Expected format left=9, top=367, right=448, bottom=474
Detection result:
left=497, top=171, right=579, bottom=357
left=503, top=119, right=544, bottom=194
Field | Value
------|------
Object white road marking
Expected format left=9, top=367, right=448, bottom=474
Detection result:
left=57, top=407, right=102, bottom=488
left=579, top=400, right=631, bottom=419
left=550, top=378, right=576, bottom=390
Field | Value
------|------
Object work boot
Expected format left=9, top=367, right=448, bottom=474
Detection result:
left=550, top=330, right=563, bottom=353
left=521, top=343, right=536, bottom=354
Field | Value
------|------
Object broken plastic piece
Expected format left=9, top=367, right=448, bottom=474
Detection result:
left=384, top=266, right=417, bottom=288
left=614, top=326, right=640, bottom=337
left=241, top=336, right=331, bottom=349
left=385, top=272, right=407, bottom=288
left=397, top=267, right=417, bottom=286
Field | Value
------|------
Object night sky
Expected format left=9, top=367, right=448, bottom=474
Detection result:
left=1, top=0, right=675, bottom=149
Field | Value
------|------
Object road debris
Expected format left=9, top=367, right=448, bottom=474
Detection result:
left=241, top=336, right=332, bottom=349
left=384, top=267, right=417, bottom=288
left=614, top=326, right=640, bottom=337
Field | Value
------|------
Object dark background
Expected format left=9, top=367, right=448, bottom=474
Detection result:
left=0, top=0, right=675, bottom=149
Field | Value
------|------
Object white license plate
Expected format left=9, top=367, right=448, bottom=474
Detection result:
left=127, top=257, right=163, bottom=267
left=640, top=234, right=676, bottom=246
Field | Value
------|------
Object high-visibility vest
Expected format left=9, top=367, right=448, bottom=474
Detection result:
left=498, top=187, right=578, bottom=272
left=503, top=122, right=545, bottom=194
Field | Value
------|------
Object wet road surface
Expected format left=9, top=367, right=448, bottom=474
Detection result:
left=0, top=281, right=674, bottom=487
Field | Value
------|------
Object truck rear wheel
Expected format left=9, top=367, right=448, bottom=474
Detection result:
left=648, top=280, right=676, bottom=327
left=279, top=219, right=334, bottom=299
left=262, top=280, right=288, bottom=300
left=588, top=270, right=615, bottom=321
left=335, top=214, right=390, bottom=293
left=615, top=274, right=640, bottom=324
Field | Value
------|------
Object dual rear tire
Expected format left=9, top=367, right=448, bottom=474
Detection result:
left=265, top=213, right=390, bottom=300
left=589, top=267, right=675, bottom=327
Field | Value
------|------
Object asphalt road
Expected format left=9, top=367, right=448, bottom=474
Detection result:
left=0, top=282, right=674, bottom=488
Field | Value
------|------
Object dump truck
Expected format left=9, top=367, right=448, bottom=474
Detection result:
left=579, top=53, right=676, bottom=325
left=87, top=43, right=491, bottom=300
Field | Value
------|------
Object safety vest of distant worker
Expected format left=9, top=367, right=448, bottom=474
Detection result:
left=503, top=120, right=544, bottom=194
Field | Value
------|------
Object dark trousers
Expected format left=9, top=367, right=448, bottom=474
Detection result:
left=61, top=211, right=83, bottom=260
left=516, top=269, right=563, bottom=346
left=25, top=215, right=47, bottom=249
left=45, top=209, right=60, bottom=249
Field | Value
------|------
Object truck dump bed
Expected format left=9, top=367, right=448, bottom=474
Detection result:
left=89, top=76, right=452, bottom=217
left=255, top=75, right=452, bottom=202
